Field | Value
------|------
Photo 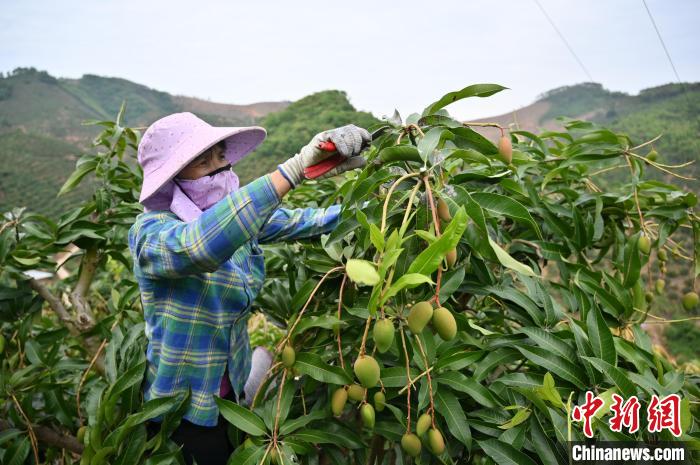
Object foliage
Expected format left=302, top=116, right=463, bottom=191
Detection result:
left=0, top=84, right=699, bottom=465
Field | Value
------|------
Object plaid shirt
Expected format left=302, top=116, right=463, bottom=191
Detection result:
left=128, top=174, right=341, bottom=426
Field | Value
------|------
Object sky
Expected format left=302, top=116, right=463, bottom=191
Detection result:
left=1, top=0, right=699, bottom=120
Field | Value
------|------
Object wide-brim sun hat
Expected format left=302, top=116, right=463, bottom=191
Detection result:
left=137, top=112, right=266, bottom=208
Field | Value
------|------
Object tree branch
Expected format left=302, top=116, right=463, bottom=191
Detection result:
left=69, top=245, right=100, bottom=330
left=0, top=419, right=84, bottom=455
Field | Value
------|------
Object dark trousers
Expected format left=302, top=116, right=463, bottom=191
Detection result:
left=146, top=390, right=237, bottom=465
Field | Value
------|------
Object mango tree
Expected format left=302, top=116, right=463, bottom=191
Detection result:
left=0, top=84, right=699, bottom=465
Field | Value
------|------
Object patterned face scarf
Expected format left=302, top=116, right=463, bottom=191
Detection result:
left=170, top=164, right=240, bottom=222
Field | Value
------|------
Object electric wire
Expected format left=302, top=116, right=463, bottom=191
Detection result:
left=640, top=0, right=689, bottom=100
left=531, top=0, right=594, bottom=82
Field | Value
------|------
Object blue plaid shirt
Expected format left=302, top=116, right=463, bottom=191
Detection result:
left=128, top=174, right=341, bottom=426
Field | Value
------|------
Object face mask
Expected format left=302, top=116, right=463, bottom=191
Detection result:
left=170, top=165, right=240, bottom=221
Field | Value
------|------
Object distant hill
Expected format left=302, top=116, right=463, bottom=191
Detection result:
left=0, top=67, right=289, bottom=215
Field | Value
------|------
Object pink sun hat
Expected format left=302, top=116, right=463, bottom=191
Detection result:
left=137, top=112, right=266, bottom=209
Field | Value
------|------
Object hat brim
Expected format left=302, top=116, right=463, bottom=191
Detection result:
left=139, top=126, right=266, bottom=204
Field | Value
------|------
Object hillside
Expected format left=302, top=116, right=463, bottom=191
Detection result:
left=0, top=67, right=290, bottom=214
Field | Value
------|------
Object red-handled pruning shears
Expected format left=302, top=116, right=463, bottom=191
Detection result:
left=303, top=127, right=387, bottom=180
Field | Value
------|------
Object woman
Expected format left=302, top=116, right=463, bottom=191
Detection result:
left=128, top=111, right=370, bottom=464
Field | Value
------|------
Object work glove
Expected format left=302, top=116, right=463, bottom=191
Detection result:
left=241, top=346, right=273, bottom=406
left=277, top=124, right=371, bottom=188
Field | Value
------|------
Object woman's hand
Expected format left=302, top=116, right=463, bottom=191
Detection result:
left=276, top=124, right=371, bottom=189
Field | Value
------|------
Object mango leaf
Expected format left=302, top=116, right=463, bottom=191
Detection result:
left=515, top=346, right=587, bottom=386
left=58, top=158, right=98, bottom=195
left=417, top=127, right=454, bottom=162
left=407, top=207, right=467, bottom=275
left=345, top=259, right=380, bottom=286
left=227, top=444, right=265, bottom=465
left=621, top=232, right=642, bottom=288
left=437, top=371, right=500, bottom=408
left=581, top=357, right=636, bottom=398
left=586, top=306, right=617, bottom=366
left=478, top=438, right=538, bottom=465
left=294, top=352, right=351, bottom=385
left=434, top=390, right=471, bottom=452
left=379, top=273, right=433, bottom=306
left=499, top=408, right=531, bottom=429
left=215, top=397, right=267, bottom=436
left=470, top=192, right=542, bottom=239
left=488, top=237, right=537, bottom=277
left=422, top=84, right=508, bottom=116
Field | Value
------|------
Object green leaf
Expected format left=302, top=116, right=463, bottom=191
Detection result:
left=586, top=306, right=617, bottom=366
left=215, top=397, right=267, bottom=436
left=379, top=273, right=433, bottom=306
left=434, top=389, right=471, bottom=452
left=422, top=84, right=508, bottom=116
left=58, top=158, right=98, bottom=196
left=538, top=372, right=564, bottom=408
left=470, top=192, right=542, bottom=239
left=499, top=408, right=531, bottom=429
left=621, top=233, right=642, bottom=288
left=407, top=207, right=467, bottom=275
left=436, top=371, right=499, bottom=407
left=227, top=444, right=265, bottom=465
left=580, top=357, right=636, bottom=398
left=488, top=237, right=537, bottom=277
left=279, top=409, right=326, bottom=436
left=417, top=127, right=454, bottom=162
left=529, top=413, right=562, bottom=465
left=345, top=259, right=380, bottom=286
left=515, top=346, right=587, bottom=386
left=294, top=352, right=351, bottom=385
left=479, top=438, right=539, bottom=465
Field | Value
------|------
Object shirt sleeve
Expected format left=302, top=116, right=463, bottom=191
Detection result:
left=257, top=203, right=342, bottom=244
left=128, top=174, right=281, bottom=279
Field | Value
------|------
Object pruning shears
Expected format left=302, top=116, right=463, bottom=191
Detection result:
left=303, top=127, right=387, bottom=180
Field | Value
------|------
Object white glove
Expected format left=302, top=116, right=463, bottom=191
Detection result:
left=277, top=124, right=371, bottom=188
left=242, top=346, right=273, bottom=406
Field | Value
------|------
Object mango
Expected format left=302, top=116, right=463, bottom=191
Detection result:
left=427, top=428, right=445, bottom=454
left=432, top=307, right=457, bottom=340
left=445, top=248, right=457, bottom=268
left=347, top=383, right=365, bottom=402
left=682, top=292, right=699, bottom=310
left=498, top=134, right=513, bottom=164
left=373, top=391, right=386, bottom=412
left=645, top=291, right=654, bottom=303
left=373, top=318, right=395, bottom=353
left=647, top=149, right=658, bottom=162
left=657, top=249, right=668, bottom=261
left=243, top=437, right=255, bottom=449
left=655, top=279, right=666, bottom=295
left=360, top=403, right=375, bottom=429
left=416, top=413, right=431, bottom=436
left=437, top=198, right=451, bottom=221
left=638, top=235, right=651, bottom=255
left=408, top=301, right=433, bottom=334
left=354, top=355, right=380, bottom=388
left=331, top=387, right=348, bottom=416
left=77, top=426, right=86, bottom=444
left=281, top=344, right=295, bottom=368
left=401, top=433, right=422, bottom=457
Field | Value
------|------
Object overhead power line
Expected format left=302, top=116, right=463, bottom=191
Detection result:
left=532, top=0, right=594, bottom=82
left=640, top=0, right=685, bottom=88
